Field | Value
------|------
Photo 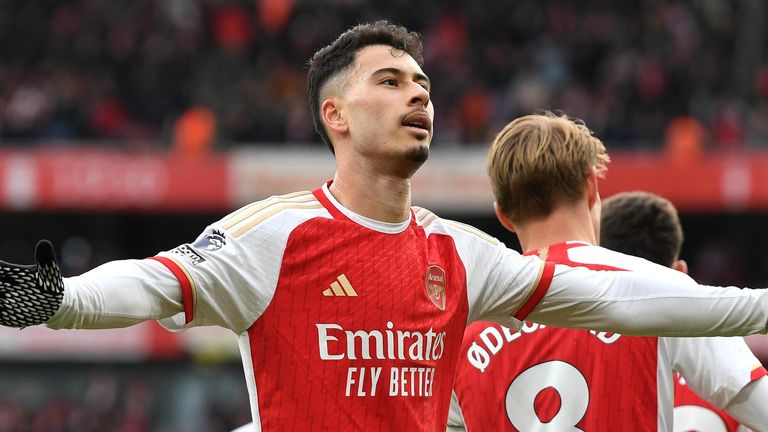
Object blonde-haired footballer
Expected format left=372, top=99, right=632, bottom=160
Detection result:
left=449, top=113, right=768, bottom=431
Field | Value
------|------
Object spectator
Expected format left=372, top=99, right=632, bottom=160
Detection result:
left=0, top=1, right=765, bottom=149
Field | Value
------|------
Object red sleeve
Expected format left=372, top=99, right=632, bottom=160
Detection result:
left=513, top=261, right=555, bottom=320
left=148, top=256, right=195, bottom=324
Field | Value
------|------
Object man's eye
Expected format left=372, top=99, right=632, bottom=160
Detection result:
left=382, top=79, right=398, bottom=86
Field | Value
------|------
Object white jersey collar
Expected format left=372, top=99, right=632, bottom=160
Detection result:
left=321, top=183, right=411, bottom=234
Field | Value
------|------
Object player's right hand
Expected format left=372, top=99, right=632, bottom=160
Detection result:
left=0, top=240, right=65, bottom=327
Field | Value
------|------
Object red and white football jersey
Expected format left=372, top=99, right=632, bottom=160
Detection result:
left=151, top=183, right=554, bottom=432
left=674, top=371, right=765, bottom=432
left=450, top=241, right=766, bottom=432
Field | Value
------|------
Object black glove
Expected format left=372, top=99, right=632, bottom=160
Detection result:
left=0, top=240, right=65, bottom=327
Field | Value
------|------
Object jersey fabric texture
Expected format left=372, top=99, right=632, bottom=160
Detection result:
left=451, top=241, right=766, bottom=432
left=150, top=183, right=553, bottom=432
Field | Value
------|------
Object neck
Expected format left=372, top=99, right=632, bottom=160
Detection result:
left=515, top=202, right=597, bottom=253
left=329, top=159, right=414, bottom=223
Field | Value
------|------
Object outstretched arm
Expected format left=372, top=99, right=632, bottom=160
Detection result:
left=48, top=258, right=183, bottom=329
left=456, top=226, right=768, bottom=337
left=527, top=264, right=768, bottom=336
left=0, top=240, right=183, bottom=329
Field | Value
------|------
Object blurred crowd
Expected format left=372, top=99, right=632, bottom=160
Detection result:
left=0, top=363, right=251, bottom=432
left=2, top=0, right=768, bottom=149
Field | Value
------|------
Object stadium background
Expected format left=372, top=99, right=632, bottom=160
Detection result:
left=1, top=0, right=768, bottom=430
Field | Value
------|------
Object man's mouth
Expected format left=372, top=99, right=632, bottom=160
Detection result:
left=401, top=111, right=432, bottom=132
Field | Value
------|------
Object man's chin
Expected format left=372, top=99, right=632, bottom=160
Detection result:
left=406, top=145, right=430, bottom=164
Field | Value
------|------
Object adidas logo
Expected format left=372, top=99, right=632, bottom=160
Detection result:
left=323, top=274, right=358, bottom=297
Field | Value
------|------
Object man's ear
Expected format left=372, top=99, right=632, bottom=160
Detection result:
left=586, top=168, right=600, bottom=209
left=494, top=202, right=516, bottom=233
left=672, top=259, right=689, bottom=275
left=321, top=99, right=348, bottom=135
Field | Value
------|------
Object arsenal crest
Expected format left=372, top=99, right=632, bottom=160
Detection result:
left=424, top=265, right=447, bottom=311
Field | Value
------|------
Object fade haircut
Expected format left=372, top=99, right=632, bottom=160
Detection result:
left=307, top=20, right=424, bottom=153
left=600, top=191, right=683, bottom=268
left=487, top=111, right=610, bottom=226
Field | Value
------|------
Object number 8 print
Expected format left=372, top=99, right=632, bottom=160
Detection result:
left=505, top=360, right=589, bottom=431
left=673, top=406, right=728, bottom=432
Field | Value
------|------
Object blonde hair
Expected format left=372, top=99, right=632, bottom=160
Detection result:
left=487, top=111, right=610, bottom=225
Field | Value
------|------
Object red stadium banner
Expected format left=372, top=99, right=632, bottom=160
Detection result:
left=229, top=149, right=768, bottom=212
left=0, top=147, right=767, bottom=212
left=600, top=152, right=766, bottom=212
left=0, top=149, right=230, bottom=211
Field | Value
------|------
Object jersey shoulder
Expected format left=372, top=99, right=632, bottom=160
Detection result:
left=216, top=190, right=331, bottom=241
left=412, top=206, right=500, bottom=246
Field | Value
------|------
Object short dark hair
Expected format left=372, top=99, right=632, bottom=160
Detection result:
left=307, top=20, right=424, bottom=153
left=600, top=191, right=683, bottom=267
